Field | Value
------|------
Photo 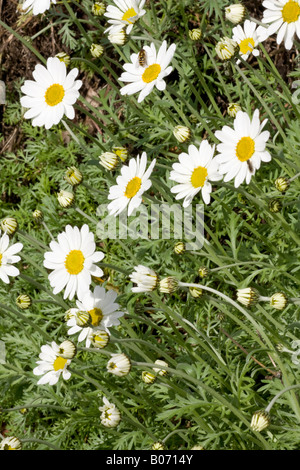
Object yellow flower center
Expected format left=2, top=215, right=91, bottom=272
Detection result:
left=122, top=7, right=137, bottom=23
left=0, top=253, right=2, bottom=267
left=53, top=356, right=68, bottom=371
left=88, top=308, right=103, bottom=326
left=142, top=64, right=161, bottom=83
left=282, top=0, right=300, bottom=23
left=190, top=166, right=208, bottom=188
left=239, top=37, right=255, bottom=55
left=236, top=136, right=255, bottom=162
left=65, top=250, right=85, bottom=275
left=124, top=176, right=142, bottom=198
left=45, top=83, right=65, bottom=107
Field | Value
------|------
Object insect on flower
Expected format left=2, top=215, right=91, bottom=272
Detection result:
left=136, top=48, right=148, bottom=68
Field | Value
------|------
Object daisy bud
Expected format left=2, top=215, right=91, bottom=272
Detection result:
left=153, top=359, right=168, bottom=376
left=152, top=442, right=165, bottom=450
left=113, top=146, right=129, bottom=162
left=57, top=190, right=75, bottom=208
left=159, top=276, right=179, bottom=294
left=90, top=43, right=104, bottom=58
left=129, top=265, right=158, bottom=293
left=270, top=292, right=288, bottom=311
left=269, top=199, right=282, bottom=213
left=236, top=287, right=259, bottom=307
left=0, top=436, right=22, bottom=450
left=250, top=410, right=270, bottom=432
left=58, top=340, right=77, bottom=359
left=174, top=241, right=185, bottom=254
left=64, top=166, right=83, bottom=186
left=0, top=217, right=18, bottom=235
left=225, top=4, right=246, bottom=24
left=227, top=102, right=242, bottom=117
left=189, top=286, right=203, bottom=298
left=90, top=329, right=110, bottom=348
left=32, top=209, right=43, bottom=222
left=275, top=177, right=290, bottom=193
left=55, top=52, right=71, bottom=66
left=142, top=371, right=156, bottom=384
left=189, top=28, right=202, bottom=41
left=16, top=294, right=32, bottom=310
left=99, top=151, right=119, bottom=171
left=198, top=266, right=209, bottom=278
left=173, top=125, right=191, bottom=143
left=215, top=37, right=238, bottom=60
left=191, top=445, right=205, bottom=450
left=92, top=1, right=106, bottom=16
left=75, top=310, right=92, bottom=327
left=108, top=29, right=127, bottom=45
left=99, top=397, right=121, bottom=428
left=107, top=353, right=131, bottom=377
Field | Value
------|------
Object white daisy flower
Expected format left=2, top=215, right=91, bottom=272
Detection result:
left=107, top=353, right=131, bottom=376
left=20, top=57, right=82, bottom=129
left=0, top=436, right=22, bottom=450
left=22, top=0, right=56, bottom=15
left=99, top=397, right=121, bottom=428
left=107, top=151, right=156, bottom=216
left=0, top=231, right=23, bottom=284
left=33, top=341, right=72, bottom=385
left=129, top=265, right=158, bottom=292
left=43, top=224, right=105, bottom=300
left=119, top=40, right=176, bottom=103
left=66, top=286, right=124, bottom=346
left=104, top=0, right=146, bottom=34
left=214, top=109, right=271, bottom=188
left=262, top=0, right=300, bottom=50
left=169, top=141, right=222, bottom=207
left=232, top=19, right=269, bottom=61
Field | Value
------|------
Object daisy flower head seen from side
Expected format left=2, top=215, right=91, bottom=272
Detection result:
left=22, top=0, right=56, bottom=15
left=107, top=152, right=156, bottom=216
left=43, top=224, right=105, bottom=300
left=215, top=109, right=271, bottom=188
left=0, top=230, right=23, bottom=284
left=119, top=40, right=176, bottom=103
left=169, top=141, right=222, bottom=207
left=66, top=286, right=125, bottom=347
left=232, top=19, right=269, bottom=61
left=262, top=0, right=300, bottom=49
left=33, top=341, right=73, bottom=385
left=129, top=265, right=158, bottom=293
left=104, top=0, right=146, bottom=34
left=20, top=57, right=82, bottom=129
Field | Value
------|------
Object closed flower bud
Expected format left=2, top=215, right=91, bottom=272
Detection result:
left=107, top=353, right=131, bottom=376
left=174, top=241, right=185, bottom=254
left=58, top=340, right=77, bottom=359
left=269, top=199, right=282, bottom=213
left=99, top=397, right=121, bottom=428
left=64, top=309, right=92, bottom=327
left=198, top=266, right=209, bottom=278
left=32, top=209, right=43, bottom=221
left=215, top=37, right=238, bottom=60
left=64, top=166, right=83, bottom=186
left=142, top=370, right=156, bottom=384
left=173, top=125, right=191, bottom=143
left=236, top=287, right=259, bottom=307
left=225, top=4, right=246, bottom=24
left=90, top=329, right=110, bottom=348
left=275, top=177, right=290, bottom=193
left=250, top=410, right=270, bottom=432
left=159, top=276, right=179, bottom=294
left=92, top=1, right=105, bottom=16
left=108, top=29, right=127, bottom=45
left=0, top=217, right=18, bottom=235
left=99, top=152, right=119, bottom=171
left=152, top=442, right=165, bottom=450
left=153, top=359, right=168, bottom=376
left=270, top=292, right=288, bottom=310
left=16, top=294, right=32, bottom=310
left=227, top=102, right=242, bottom=117
left=55, top=52, right=71, bottom=66
left=57, top=190, right=75, bottom=208
left=113, top=146, right=129, bottom=162
left=189, top=286, right=203, bottom=298
left=189, top=28, right=202, bottom=40
left=90, top=43, right=104, bottom=58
